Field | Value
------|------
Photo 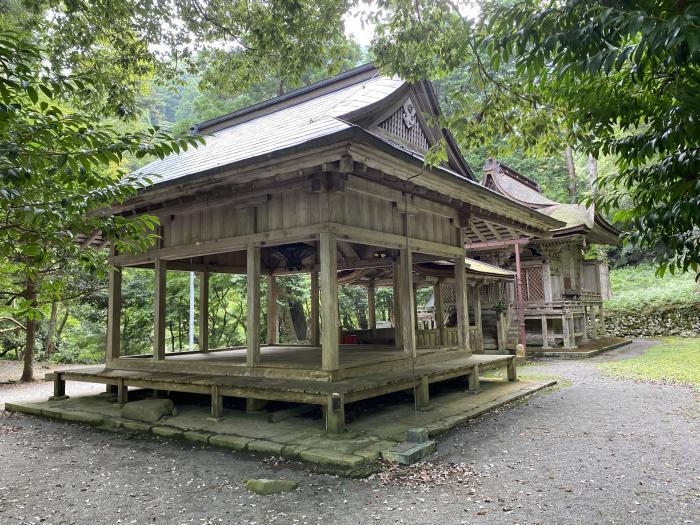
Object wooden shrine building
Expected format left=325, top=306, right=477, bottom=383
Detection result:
left=465, top=160, right=620, bottom=351
left=53, top=65, right=564, bottom=431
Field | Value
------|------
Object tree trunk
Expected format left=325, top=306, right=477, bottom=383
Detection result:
left=565, top=145, right=577, bottom=203
left=587, top=153, right=599, bottom=196
left=20, top=275, right=37, bottom=382
left=44, top=300, right=58, bottom=359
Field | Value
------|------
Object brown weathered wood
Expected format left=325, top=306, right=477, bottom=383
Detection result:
left=454, top=255, right=471, bottom=353
left=325, top=393, right=345, bottom=433
left=310, top=270, right=320, bottom=346
left=400, top=247, right=416, bottom=357
left=434, top=279, right=445, bottom=346
left=416, top=376, right=429, bottom=407
left=247, top=244, right=261, bottom=366
left=199, top=270, right=209, bottom=352
left=319, top=232, right=339, bottom=371
left=106, top=264, right=122, bottom=362
left=153, top=258, right=167, bottom=360
left=211, top=384, right=223, bottom=418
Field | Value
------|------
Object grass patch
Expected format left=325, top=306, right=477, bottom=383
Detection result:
left=598, top=337, right=700, bottom=388
left=606, top=263, right=698, bottom=312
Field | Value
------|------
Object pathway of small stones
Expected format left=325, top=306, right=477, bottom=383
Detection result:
left=0, top=339, right=698, bottom=524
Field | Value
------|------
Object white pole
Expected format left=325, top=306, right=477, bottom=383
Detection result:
left=189, top=271, right=195, bottom=352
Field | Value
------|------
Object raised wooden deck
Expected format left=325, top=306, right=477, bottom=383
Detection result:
left=110, top=344, right=473, bottom=381
left=48, top=348, right=517, bottom=433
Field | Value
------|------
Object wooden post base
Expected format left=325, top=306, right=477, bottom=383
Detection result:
left=507, top=359, right=517, bottom=381
left=415, top=376, right=430, bottom=407
left=117, top=378, right=128, bottom=405
left=325, top=394, right=345, bottom=433
left=211, top=385, right=223, bottom=419
left=468, top=364, right=480, bottom=393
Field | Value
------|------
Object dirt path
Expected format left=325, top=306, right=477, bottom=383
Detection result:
left=0, top=340, right=698, bottom=524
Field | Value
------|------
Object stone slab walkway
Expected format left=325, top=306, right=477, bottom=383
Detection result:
left=1, top=339, right=697, bottom=524
left=5, top=377, right=554, bottom=476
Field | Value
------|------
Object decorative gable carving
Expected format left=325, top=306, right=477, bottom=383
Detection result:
left=376, top=98, right=430, bottom=151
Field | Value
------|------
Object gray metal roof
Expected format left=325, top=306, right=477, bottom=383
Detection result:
left=137, top=74, right=405, bottom=185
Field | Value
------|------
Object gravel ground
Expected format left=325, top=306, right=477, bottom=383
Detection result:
left=0, top=339, right=698, bottom=525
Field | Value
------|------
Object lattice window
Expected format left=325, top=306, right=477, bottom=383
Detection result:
left=441, top=282, right=456, bottom=306
left=523, top=267, right=545, bottom=301
left=377, top=99, right=430, bottom=151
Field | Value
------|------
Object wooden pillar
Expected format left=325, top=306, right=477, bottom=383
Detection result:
left=474, top=285, right=484, bottom=352
left=106, top=264, right=122, bottom=363
left=454, top=255, right=471, bottom=353
left=581, top=309, right=589, bottom=344
left=210, top=385, right=223, bottom=419
left=320, top=232, right=339, bottom=371
left=117, top=377, right=128, bottom=405
left=392, top=259, right=402, bottom=348
left=468, top=364, right=480, bottom=393
left=598, top=304, right=606, bottom=336
left=246, top=245, right=261, bottom=366
left=413, top=283, right=420, bottom=330
left=416, top=376, right=429, bottom=407
left=434, top=279, right=444, bottom=346
left=51, top=372, right=67, bottom=400
left=153, top=257, right=167, bottom=360
left=541, top=315, right=550, bottom=349
left=367, top=282, right=376, bottom=335
left=199, top=270, right=209, bottom=352
left=562, top=314, right=571, bottom=348
left=310, top=271, right=320, bottom=346
left=507, top=358, right=517, bottom=381
left=266, top=275, right=278, bottom=345
left=514, top=243, right=527, bottom=348
left=400, top=247, right=416, bottom=357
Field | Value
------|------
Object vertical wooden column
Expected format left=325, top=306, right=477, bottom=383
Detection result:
left=246, top=244, right=261, bottom=366
left=562, top=314, right=571, bottom=348
left=153, top=257, right=167, bottom=361
left=434, top=279, right=444, bottom=346
left=319, top=232, right=339, bottom=371
left=310, top=270, right=320, bottom=346
left=106, top=264, right=122, bottom=363
left=413, top=283, right=420, bottom=330
left=400, top=247, right=416, bottom=357
left=514, top=243, right=527, bottom=348
left=454, top=255, right=471, bottom=353
left=266, top=275, right=278, bottom=345
left=541, top=316, right=550, bottom=349
left=367, top=282, right=376, bottom=335
left=199, top=270, right=209, bottom=352
left=474, top=284, right=483, bottom=340
left=392, top=259, right=402, bottom=348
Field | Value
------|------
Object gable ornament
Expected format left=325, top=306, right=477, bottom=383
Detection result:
left=402, top=99, right=417, bottom=129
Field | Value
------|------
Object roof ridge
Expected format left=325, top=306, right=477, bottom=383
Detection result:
left=194, top=63, right=378, bottom=134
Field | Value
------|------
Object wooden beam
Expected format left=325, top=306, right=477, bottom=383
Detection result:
left=246, top=244, right=261, bottom=366
left=319, top=232, right=339, bottom=371
left=199, top=270, right=209, bottom=352
left=310, top=271, right=320, bottom=346
left=153, top=258, right=167, bottom=360
left=266, top=275, right=278, bottom=345
left=514, top=243, right=527, bottom=348
left=465, top=237, right=530, bottom=252
left=474, top=284, right=483, bottom=337
left=106, top=263, right=122, bottom=363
